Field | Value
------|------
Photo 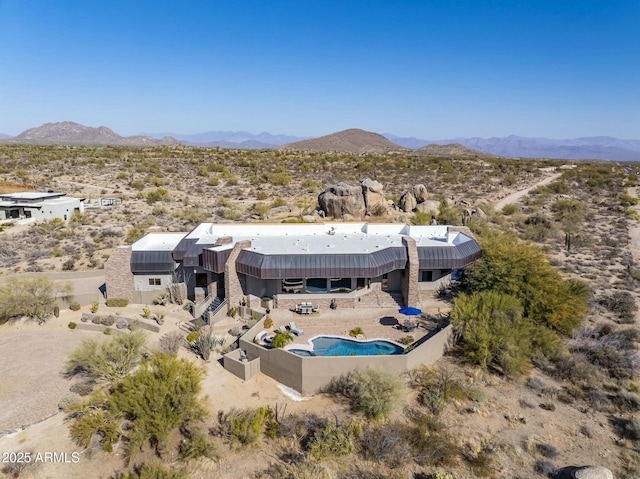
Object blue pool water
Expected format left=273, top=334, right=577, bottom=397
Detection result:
left=289, top=336, right=405, bottom=357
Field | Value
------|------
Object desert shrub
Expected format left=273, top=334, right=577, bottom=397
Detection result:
left=0, top=276, right=57, bottom=324
left=536, top=442, right=559, bottom=458
left=349, top=327, right=364, bottom=337
left=68, top=321, right=77, bottom=329
left=218, top=406, right=276, bottom=447
left=359, top=421, right=413, bottom=468
left=154, top=291, right=169, bottom=305
left=105, top=298, right=130, bottom=307
left=186, top=331, right=200, bottom=343
left=411, top=211, right=433, bottom=225
left=609, top=416, right=640, bottom=440
left=69, top=301, right=81, bottom=311
left=501, top=204, right=518, bottom=215
left=399, top=335, right=414, bottom=345
left=451, top=291, right=533, bottom=376
left=599, top=291, right=637, bottom=322
left=53, top=305, right=60, bottom=318
left=271, top=330, right=294, bottom=348
left=159, top=331, right=184, bottom=355
left=70, top=380, right=95, bottom=396
left=90, top=301, right=99, bottom=313
left=306, top=421, right=356, bottom=460
left=326, top=368, right=405, bottom=420
left=66, top=329, right=147, bottom=382
left=263, top=316, right=273, bottom=329
left=110, top=353, right=206, bottom=456
left=110, top=462, right=188, bottom=479
left=463, top=442, right=496, bottom=477
left=178, top=430, right=218, bottom=461
left=1, top=451, right=33, bottom=479
left=145, top=187, right=168, bottom=204
left=405, top=410, right=458, bottom=467
left=58, top=392, right=82, bottom=410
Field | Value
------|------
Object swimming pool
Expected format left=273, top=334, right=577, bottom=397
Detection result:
left=288, top=335, right=405, bottom=357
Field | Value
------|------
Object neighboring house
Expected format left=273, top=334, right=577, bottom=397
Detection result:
left=105, top=223, right=481, bottom=308
left=0, top=192, right=85, bottom=224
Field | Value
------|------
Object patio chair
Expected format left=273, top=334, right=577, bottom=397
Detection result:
left=279, top=325, right=287, bottom=333
left=289, top=321, right=304, bottom=336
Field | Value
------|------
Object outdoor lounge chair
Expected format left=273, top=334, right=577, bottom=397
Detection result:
left=289, top=321, right=304, bottom=336
left=279, top=325, right=287, bottom=333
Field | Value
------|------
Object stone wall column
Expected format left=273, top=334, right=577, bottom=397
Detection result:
left=401, top=236, right=419, bottom=307
left=104, top=245, right=134, bottom=301
left=224, top=240, right=251, bottom=313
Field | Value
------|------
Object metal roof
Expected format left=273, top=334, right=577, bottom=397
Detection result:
left=417, top=241, right=482, bottom=269
left=235, top=247, right=408, bottom=279
left=131, top=251, right=177, bottom=274
left=202, top=248, right=233, bottom=273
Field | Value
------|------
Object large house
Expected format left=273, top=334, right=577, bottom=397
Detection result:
left=0, top=192, right=85, bottom=224
left=105, top=222, right=481, bottom=311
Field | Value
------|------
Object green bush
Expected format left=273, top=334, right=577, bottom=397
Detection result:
left=464, top=234, right=589, bottom=335
left=271, top=330, right=293, bottom=348
left=349, top=327, right=364, bottom=337
left=105, top=298, right=130, bottom=307
left=68, top=321, right=77, bottom=329
left=327, top=369, right=405, bottom=420
left=90, top=301, right=99, bottom=313
left=219, top=406, right=276, bottom=447
left=0, top=276, right=57, bottom=324
left=451, top=291, right=533, bottom=376
left=307, top=421, right=356, bottom=460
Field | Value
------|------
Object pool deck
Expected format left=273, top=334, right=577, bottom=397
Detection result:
left=259, top=296, right=450, bottom=345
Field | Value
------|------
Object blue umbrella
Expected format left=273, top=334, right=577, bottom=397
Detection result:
left=399, top=306, right=422, bottom=316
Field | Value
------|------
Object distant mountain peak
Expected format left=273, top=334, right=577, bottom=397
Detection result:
left=277, top=128, right=408, bottom=153
left=9, top=121, right=179, bottom=146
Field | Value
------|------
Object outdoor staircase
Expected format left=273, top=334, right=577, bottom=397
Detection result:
left=201, top=296, right=225, bottom=323
left=358, top=290, right=405, bottom=308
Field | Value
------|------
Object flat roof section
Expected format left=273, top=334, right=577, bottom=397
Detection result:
left=0, top=192, right=66, bottom=201
left=132, top=232, right=187, bottom=252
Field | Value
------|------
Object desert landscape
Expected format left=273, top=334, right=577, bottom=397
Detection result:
left=0, top=124, right=638, bottom=479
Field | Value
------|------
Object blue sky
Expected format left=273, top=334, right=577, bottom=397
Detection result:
left=0, top=0, right=638, bottom=139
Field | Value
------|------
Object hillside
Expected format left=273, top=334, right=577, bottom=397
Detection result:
left=6, top=121, right=179, bottom=147
left=415, top=143, right=494, bottom=158
left=277, top=128, right=409, bottom=154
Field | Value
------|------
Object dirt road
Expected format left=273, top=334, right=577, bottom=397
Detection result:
left=494, top=172, right=562, bottom=211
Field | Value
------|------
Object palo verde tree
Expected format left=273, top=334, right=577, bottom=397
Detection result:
left=463, top=233, right=589, bottom=335
left=68, top=352, right=207, bottom=461
left=110, top=352, right=206, bottom=457
left=66, top=329, right=147, bottom=383
left=450, top=291, right=533, bottom=376
left=0, top=275, right=61, bottom=324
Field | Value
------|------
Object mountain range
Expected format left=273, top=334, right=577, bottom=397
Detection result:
left=1, top=122, right=178, bottom=147
left=1, top=122, right=639, bottom=160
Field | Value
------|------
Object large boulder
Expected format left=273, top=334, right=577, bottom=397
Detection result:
left=318, top=182, right=366, bottom=219
left=413, top=184, right=429, bottom=203
left=415, top=200, right=439, bottom=214
left=554, top=466, right=613, bottom=479
left=398, top=191, right=417, bottom=213
left=361, top=179, right=387, bottom=216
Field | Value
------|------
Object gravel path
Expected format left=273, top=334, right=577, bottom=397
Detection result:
left=494, top=172, right=562, bottom=211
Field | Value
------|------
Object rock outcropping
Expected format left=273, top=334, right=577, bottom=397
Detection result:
left=361, top=179, right=387, bottom=216
left=318, top=182, right=366, bottom=219
left=553, top=466, right=613, bottom=479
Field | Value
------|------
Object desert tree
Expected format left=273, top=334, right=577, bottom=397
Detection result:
left=66, top=329, right=147, bottom=382
left=0, top=275, right=58, bottom=324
